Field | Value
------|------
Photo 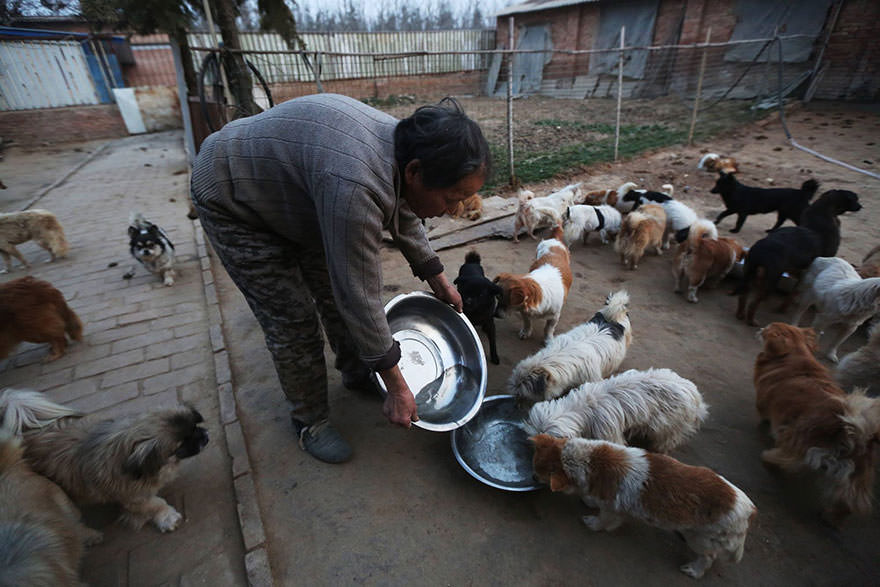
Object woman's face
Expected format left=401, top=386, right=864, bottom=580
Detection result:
left=403, top=161, right=486, bottom=219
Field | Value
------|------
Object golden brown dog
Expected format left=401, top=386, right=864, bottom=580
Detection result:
left=0, top=277, right=82, bottom=361
left=673, top=219, right=746, bottom=303
left=754, top=322, right=880, bottom=525
left=448, top=193, right=483, bottom=221
left=580, top=188, right=618, bottom=207
left=614, top=203, right=665, bottom=270
left=0, top=209, right=69, bottom=272
left=0, top=432, right=101, bottom=585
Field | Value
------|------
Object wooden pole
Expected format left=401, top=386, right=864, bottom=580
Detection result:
left=507, top=16, right=516, bottom=186
left=614, top=26, right=625, bottom=161
left=313, top=51, right=324, bottom=93
left=688, top=28, right=711, bottom=146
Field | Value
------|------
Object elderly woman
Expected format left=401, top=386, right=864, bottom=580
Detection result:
left=190, top=94, right=490, bottom=463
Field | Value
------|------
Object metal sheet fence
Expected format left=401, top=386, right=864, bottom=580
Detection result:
left=0, top=40, right=99, bottom=110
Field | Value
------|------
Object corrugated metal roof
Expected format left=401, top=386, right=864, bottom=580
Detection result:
left=494, top=0, right=598, bottom=17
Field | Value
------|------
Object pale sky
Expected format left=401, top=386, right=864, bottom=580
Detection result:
left=290, top=0, right=509, bottom=28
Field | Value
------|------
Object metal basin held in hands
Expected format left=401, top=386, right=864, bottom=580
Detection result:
left=376, top=291, right=487, bottom=432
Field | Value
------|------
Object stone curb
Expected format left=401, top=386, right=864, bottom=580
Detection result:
left=19, top=142, right=111, bottom=211
left=192, top=218, right=274, bottom=587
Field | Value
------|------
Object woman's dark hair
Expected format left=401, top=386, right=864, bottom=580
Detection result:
left=394, top=97, right=492, bottom=189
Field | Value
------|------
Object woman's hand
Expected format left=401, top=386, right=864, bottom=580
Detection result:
left=379, top=365, right=419, bottom=428
left=427, top=272, right=463, bottom=313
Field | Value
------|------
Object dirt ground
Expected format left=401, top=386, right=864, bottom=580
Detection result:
left=216, top=101, right=879, bottom=585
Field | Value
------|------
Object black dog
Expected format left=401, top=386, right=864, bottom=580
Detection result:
left=733, top=189, right=861, bottom=326
left=711, top=174, right=819, bottom=233
left=454, top=250, right=502, bottom=364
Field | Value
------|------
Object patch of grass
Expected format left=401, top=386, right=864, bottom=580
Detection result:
left=533, top=119, right=620, bottom=134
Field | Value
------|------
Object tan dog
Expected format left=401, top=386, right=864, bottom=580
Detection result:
left=0, top=389, right=209, bottom=533
left=495, top=225, right=573, bottom=343
left=448, top=193, right=483, bottom=221
left=531, top=434, right=756, bottom=579
left=0, top=209, right=69, bottom=272
left=754, top=323, right=880, bottom=525
left=580, top=188, right=619, bottom=207
left=673, top=219, right=746, bottom=303
left=512, top=183, right=581, bottom=243
left=0, top=432, right=101, bottom=585
left=614, top=203, right=666, bottom=270
left=0, top=277, right=83, bottom=361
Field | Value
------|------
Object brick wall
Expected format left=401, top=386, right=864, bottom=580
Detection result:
left=0, top=104, right=128, bottom=148
left=813, top=0, right=879, bottom=100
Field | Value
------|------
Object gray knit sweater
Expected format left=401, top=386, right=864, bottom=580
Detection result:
left=190, top=94, right=442, bottom=370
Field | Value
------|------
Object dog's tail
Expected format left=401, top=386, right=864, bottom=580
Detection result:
left=601, top=290, right=630, bottom=323
left=0, top=428, right=23, bottom=473
left=687, top=219, right=718, bottom=249
left=465, top=250, right=481, bottom=264
left=616, top=181, right=638, bottom=201
left=661, top=183, right=674, bottom=197
left=800, top=178, right=820, bottom=201
left=61, top=300, right=83, bottom=342
left=0, top=388, right=80, bottom=436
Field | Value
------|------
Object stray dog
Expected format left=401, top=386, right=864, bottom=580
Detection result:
left=790, top=257, right=880, bottom=362
left=448, top=193, right=483, bottom=221
left=835, top=321, right=880, bottom=395
left=454, top=250, right=502, bottom=364
left=124, top=211, right=176, bottom=286
left=508, top=291, right=631, bottom=405
left=856, top=244, right=880, bottom=278
left=625, top=189, right=699, bottom=249
left=0, top=277, right=83, bottom=361
left=579, top=188, right=619, bottom=208
left=734, top=189, right=861, bottom=326
left=512, top=183, right=581, bottom=242
left=0, top=431, right=102, bottom=585
left=494, top=225, right=572, bottom=343
left=698, top=152, right=739, bottom=175
left=525, top=367, right=707, bottom=453
left=531, top=434, right=756, bottom=579
left=754, top=323, right=880, bottom=525
left=615, top=182, right=673, bottom=214
left=614, top=203, right=666, bottom=270
left=674, top=219, right=745, bottom=303
left=0, top=388, right=209, bottom=533
left=0, top=209, right=69, bottom=272
left=561, top=204, right=621, bottom=247
left=710, top=174, right=819, bottom=233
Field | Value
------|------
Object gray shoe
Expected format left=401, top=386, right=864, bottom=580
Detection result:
left=292, top=418, right=352, bottom=464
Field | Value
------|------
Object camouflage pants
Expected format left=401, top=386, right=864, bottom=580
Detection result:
left=193, top=202, right=370, bottom=425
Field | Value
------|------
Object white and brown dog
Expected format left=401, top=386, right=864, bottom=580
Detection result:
left=526, top=368, right=708, bottom=454
left=495, top=225, right=572, bottom=343
left=562, top=204, right=622, bottom=247
left=615, top=203, right=666, bottom=270
left=698, top=153, right=739, bottom=175
left=790, top=256, right=880, bottom=362
left=512, top=183, right=582, bottom=242
left=579, top=187, right=619, bottom=208
left=673, top=219, right=746, bottom=303
left=508, top=290, right=631, bottom=405
left=531, top=435, right=757, bottom=579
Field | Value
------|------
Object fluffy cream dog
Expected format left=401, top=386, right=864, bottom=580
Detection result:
left=0, top=389, right=209, bottom=533
left=790, top=256, right=880, bottom=362
left=0, top=209, right=69, bottom=272
left=562, top=204, right=621, bottom=247
left=0, top=431, right=101, bottom=585
left=834, top=321, right=880, bottom=395
left=614, top=203, right=666, bottom=270
left=526, top=368, right=708, bottom=453
left=531, top=435, right=756, bottom=579
left=512, top=183, right=582, bottom=242
left=508, top=291, right=631, bottom=405
left=494, top=225, right=573, bottom=343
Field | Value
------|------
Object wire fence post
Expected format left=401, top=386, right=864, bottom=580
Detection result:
left=687, top=28, right=711, bottom=146
left=507, top=17, right=516, bottom=186
left=614, top=26, right=625, bottom=161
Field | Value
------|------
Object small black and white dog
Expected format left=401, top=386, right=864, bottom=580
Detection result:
left=454, top=250, right=503, bottom=364
left=124, top=211, right=176, bottom=286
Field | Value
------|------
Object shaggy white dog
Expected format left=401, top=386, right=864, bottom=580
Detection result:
left=790, top=256, right=880, bottom=362
left=525, top=368, right=708, bottom=453
left=562, top=204, right=622, bottom=247
left=508, top=290, right=632, bottom=404
left=513, top=182, right=582, bottom=242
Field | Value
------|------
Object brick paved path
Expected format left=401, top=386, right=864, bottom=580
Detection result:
left=0, top=131, right=247, bottom=586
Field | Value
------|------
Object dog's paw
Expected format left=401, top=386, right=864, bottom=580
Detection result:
left=153, top=506, right=183, bottom=533
left=680, top=561, right=707, bottom=579
left=687, top=294, right=699, bottom=303
left=163, top=277, right=175, bottom=287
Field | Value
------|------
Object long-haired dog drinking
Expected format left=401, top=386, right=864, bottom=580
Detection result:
left=494, top=225, right=572, bottom=343
left=673, top=219, right=746, bottom=303
left=508, top=291, right=631, bottom=405
left=790, top=256, right=880, bottom=362
left=0, top=276, right=83, bottom=361
left=0, top=389, right=209, bottom=533
left=0, top=209, right=69, bottom=272
left=531, top=435, right=756, bottom=579
left=614, top=203, right=666, bottom=270
left=526, top=367, right=708, bottom=453
left=754, top=323, right=880, bottom=525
